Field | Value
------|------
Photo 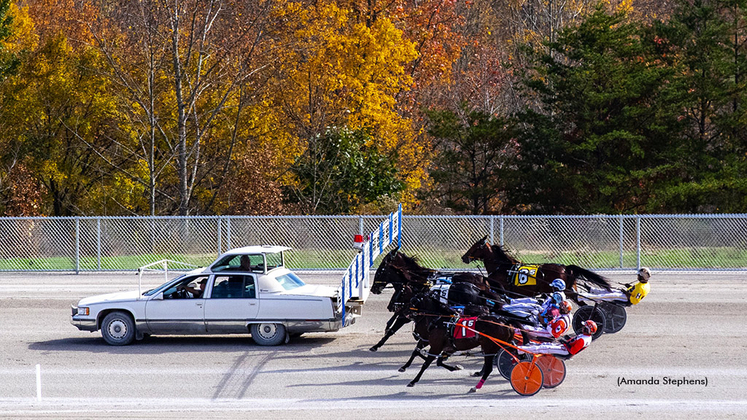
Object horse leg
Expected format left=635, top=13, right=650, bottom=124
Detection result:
left=469, top=354, right=495, bottom=393
left=398, top=340, right=428, bottom=372
left=436, top=353, right=463, bottom=372
left=370, top=315, right=410, bottom=352
left=384, top=312, right=399, bottom=331
left=407, top=353, right=437, bottom=387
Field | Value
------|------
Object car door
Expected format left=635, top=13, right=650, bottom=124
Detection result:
left=204, top=274, right=260, bottom=333
left=145, top=275, right=209, bottom=334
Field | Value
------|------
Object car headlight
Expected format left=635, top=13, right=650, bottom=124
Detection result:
left=77, top=307, right=89, bottom=316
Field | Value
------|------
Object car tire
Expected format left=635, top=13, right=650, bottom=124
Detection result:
left=101, top=311, right=136, bottom=346
left=250, top=323, right=287, bottom=346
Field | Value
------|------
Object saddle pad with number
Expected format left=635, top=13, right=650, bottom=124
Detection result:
left=454, top=317, right=478, bottom=339
left=430, top=284, right=451, bottom=305
left=513, top=264, right=539, bottom=286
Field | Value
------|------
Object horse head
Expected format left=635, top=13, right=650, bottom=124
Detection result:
left=371, top=247, right=403, bottom=294
left=461, top=235, right=490, bottom=264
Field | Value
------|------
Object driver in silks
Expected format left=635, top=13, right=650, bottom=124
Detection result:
left=502, top=279, right=567, bottom=323
left=587, top=267, right=651, bottom=305
left=517, top=320, right=597, bottom=357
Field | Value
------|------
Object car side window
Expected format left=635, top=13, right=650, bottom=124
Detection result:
left=211, top=275, right=255, bottom=299
left=163, top=276, right=209, bottom=299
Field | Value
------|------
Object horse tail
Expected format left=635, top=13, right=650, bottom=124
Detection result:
left=566, top=265, right=612, bottom=290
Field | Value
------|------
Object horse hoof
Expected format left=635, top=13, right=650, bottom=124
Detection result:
left=468, top=387, right=477, bottom=393
left=454, top=365, right=463, bottom=371
left=472, top=371, right=482, bottom=377
left=369, top=347, right=378, bottom=352
left=407, top=382, right=415, bottom=387
left=398, top=367, right=406, bottom=373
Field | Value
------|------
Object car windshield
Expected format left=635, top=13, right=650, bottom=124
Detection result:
left=275, top=272, right=306, bottom=290
left=143, top=274, right=186, bottom=296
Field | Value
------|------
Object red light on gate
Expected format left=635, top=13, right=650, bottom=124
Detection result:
left=353, top=235, right=364, bottom=250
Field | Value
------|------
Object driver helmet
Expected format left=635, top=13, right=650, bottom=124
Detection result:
left=560, top=301, right=572, bottom=314
left=582, top=320, right=597, bottom=335
left=550, top=278, right=566, bottom=291
left=637, top=267, right=651, bottom=282
left=551, top=292, right=563, bottom=306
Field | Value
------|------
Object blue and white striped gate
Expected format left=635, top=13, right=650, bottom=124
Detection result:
left=340, top=204, right=402, bottom=324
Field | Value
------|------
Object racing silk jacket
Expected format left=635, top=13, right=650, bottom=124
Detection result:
left=549, top=314, right=570, bottom=338
left=564, top=333, right=592, bottom=355
left=626, top=281, right=650, bottom=305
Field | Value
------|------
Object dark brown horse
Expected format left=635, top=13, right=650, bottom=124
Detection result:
left=369, top=247, right=506, bottom=352
left=461, top=236, right=611, bottom=304
left=400, top=293, right=515, bottom=392
left=383, top=248, right=507, bottom=302
left=369, top=248, right=433, bottom=352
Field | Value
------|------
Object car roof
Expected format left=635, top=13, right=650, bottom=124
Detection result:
left=220, top=246, right=291, bottom=256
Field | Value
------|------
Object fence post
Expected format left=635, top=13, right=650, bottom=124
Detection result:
left=226, top=217, right=232, bottom=250
left=75, top=218, right=80, bottom=274
left=490, top=215, right=495, bottom=244
left=96, top=218, right=102, bottom=271
left=619, top=215, right=624, bottom=269
left=636, top=217, right=642, bottom=269
left=217, top=217, right=222, bottom=257
left=398, top=204, right=402, bottom=248
left=499, top=216, right=505, bottom=246
left=358, top=216, right=364, bottom=237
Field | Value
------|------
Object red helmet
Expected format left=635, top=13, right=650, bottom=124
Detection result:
left=560, top=301, right=572, bottom=314
left=582, top=320, right=597, bottom=335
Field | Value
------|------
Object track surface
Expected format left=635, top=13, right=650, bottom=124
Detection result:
left=1, top=271, right=745, bottom=419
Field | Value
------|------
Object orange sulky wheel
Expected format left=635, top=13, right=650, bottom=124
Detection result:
left=510, top=361, right=544, bottom=396
left=535, top=355, right=566, bottom=388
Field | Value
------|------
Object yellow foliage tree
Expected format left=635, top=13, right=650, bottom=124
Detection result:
left=266, top=1, right=426, bottom=212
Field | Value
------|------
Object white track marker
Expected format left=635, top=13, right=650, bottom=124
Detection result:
left=36, top=364, right=41, bottom=401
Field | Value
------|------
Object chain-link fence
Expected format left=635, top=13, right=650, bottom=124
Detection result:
left=1, top=214, right=745, bottom=272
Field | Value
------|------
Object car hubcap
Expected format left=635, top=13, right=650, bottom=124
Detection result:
left=108, top=320, right=127, bottom=339
left=257, top=323, right=277, bottom=339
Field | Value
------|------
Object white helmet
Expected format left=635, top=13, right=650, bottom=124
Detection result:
left=550, top=279, right=566, bottom=291
left=637, top=267, right=651, bottom=282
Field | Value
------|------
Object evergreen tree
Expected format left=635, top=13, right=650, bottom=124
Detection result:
left=425, top=107, right=516, bottom=214
left=285, top=127, right=404, bottom=214
left=512, top=5, right=685, bottom=214
left=657, top=0, right=747, bottom=211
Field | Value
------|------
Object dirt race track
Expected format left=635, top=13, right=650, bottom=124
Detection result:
left=1, top=271, right=746, bottom=419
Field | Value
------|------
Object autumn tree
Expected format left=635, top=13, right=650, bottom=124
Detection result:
left=84, top=0, right=274, bottom=215
left=266, top=1, right=419, bottom=213
left=0, top=0, right=19, bottom=80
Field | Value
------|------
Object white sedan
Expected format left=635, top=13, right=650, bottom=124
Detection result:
left=71, top=246, right=350, bottom=346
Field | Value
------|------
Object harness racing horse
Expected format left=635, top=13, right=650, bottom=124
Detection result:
left=400, top=293, right=516, bottom=392
left=369, top=248, right=433, bottom=352
left=369, top=248, right=504, bottom=352
left=385, top=248, right=507, bottom=300
left=461, top=236, right=612, bottom=304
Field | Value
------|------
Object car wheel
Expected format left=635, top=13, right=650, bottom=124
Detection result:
left=250, top=323, right=287, bottom=346
left=101, top=311, right=136, bottom=346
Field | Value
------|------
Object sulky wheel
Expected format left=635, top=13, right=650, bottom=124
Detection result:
left=497, top=349, right=522, bottom=380
left=510, top=361, right=544, bottom=396
left=535, top=355, right=566, bottom=388
left=599, top=302, right=627, bottom=334
left=572, top=305, right=606, bottom=340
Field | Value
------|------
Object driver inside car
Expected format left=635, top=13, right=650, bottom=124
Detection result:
left=179, top=278, right=207, bottom=298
